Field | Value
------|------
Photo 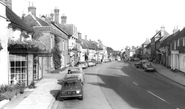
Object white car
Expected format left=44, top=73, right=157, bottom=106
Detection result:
left=65, top=67, right=85, bottom=84
left=76, top=61, right=88, bottom=69
left=87, top=60, right=95, bottom=67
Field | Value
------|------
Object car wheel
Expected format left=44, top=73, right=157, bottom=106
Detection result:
left=79, top=96, right=83, bottom=100
left=60, top=97, right=64, bottom=101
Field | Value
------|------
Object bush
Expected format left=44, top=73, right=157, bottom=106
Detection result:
left=28, top=81, right=36, bottom=89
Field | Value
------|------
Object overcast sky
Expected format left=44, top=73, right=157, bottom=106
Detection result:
left=12, top=0, right=185, bottom=51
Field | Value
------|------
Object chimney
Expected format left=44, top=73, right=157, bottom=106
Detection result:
left=78, top=32, right=82, bottom=40
left=54, top=7, right=59, bottom=23
left=50, top=13, right=54, bottom=21
left=28, top=2, right=36, bottom=17
left=173, top=26, right=178, bottom=34
left=85, top=35, right=87, bottom=40
left=61, top=14, right=67, bottom=24
left=160, top=25, right=165, bottom=36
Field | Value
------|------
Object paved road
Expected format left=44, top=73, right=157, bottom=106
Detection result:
left=52, top=64, right=112, bottom=109
left=99, top=61, right=185, bottom=109
left=52, top=61, right=185, bottom=109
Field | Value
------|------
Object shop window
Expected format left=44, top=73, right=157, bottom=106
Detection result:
left=9, top=55, right=27, bottom=85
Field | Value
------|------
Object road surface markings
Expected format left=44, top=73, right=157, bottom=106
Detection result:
left=133, top=82, right=138, bottom=85
left=147, top=91, right=170, bottom=104
left=122, top=73, right=129, bottom=77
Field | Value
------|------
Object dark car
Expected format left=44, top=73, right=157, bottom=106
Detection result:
left=60, top=77, right=83, bottom=101
left=134, top=61, right=142, bottom=68
left=75, top=61, right=88, bottom=69
left=135, top=60, right=149, bottom=68
left=143, top=62, right=156, bottom=72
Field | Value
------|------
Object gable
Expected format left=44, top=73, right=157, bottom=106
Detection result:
left=23, top=14, right=40, bottom=27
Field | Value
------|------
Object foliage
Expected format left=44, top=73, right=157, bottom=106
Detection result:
left=32, top=31, right=43, bottom=40
left=8, top=39, right=46, bottom=51
left=52, top=36, right=61, bottom=70
left=28, top=81, right=36, bottom=89
left=52, top=46, right=61, bottom=69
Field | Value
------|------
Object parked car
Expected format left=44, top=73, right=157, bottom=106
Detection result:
left=135, top=60, right=149, bottom=68
left=133, top=57, right=140, bottom=61
left=143, top=62, right=156, bottom=72
left=65, top=67, right=85, bottom=83
left=76, top=61, right=88, bottom=69
left=141, top=60, right=150, bottom=69
left=91, top=59, right=97, bottom=66
left=60, top=77, right=83, bottom=101
left=87, top=60, right=95, bottom=67
left=134, top=61, right=142, bottom=68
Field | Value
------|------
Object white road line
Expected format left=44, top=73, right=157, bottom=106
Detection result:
left=133, top=82, right=138, bottom=85
left=147, top=91, right=170, bottom=104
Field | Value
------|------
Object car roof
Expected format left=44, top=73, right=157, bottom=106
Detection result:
left=63, top=77, right=80, bottom=82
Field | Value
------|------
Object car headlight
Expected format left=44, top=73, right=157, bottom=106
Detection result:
left=76, top=90, right=81, bottom=94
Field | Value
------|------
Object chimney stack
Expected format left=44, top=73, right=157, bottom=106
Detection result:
left=50, top=13, right=54, bottom=21
left=160, top=25, right=165, bottom=36
left=78, top=32, right=82, bottom=40
left=28, top=2, right=36, bottom=17
left=54, top=7, right=59, bottom=23
left=85, top=35, right=87, bottom=40
left=61, top=14, right=67, bottom=24
left=173, top=26, right=178, bottom=34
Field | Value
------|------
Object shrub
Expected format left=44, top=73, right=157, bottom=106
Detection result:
left=28, top=81, right=36, bottom=89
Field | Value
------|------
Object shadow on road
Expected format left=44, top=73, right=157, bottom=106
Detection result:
left=85, top=62, right=174, bottom=109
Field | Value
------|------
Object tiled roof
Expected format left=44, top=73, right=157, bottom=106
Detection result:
left=6, top=6, right=33, bottom=32
left=176, top=28, right=185, bottom=39
left=91, top=41, right=98, bottom=50
left=143, top=39, right=150, bottom=45
left=161, top=30, right=180, bottom=47
left=145, top=43, right=151, bottom=49
left=36, top=17, right=50, bottom=26
left=80, top=39, right=88, bottom=49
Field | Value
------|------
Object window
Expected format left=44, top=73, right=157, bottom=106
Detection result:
left=63, top=40, right=64, bottom=51
left=174, top=41, right=176, bottom=50
left=177, top=39, right=180, bottom=46
left=183, top=38, right=185, bottom=46
left=9, top=55, right=27, bottom=85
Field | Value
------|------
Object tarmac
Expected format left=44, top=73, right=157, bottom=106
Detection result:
left=2, top=61, right=185, bottom=109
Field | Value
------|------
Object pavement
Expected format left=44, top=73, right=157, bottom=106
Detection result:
left=2, top=61, right=185, bottom=109
left=2, top=68, right=68, bottom=109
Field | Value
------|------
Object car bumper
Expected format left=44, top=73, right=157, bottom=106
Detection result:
left=60, top=94, right=83, bottom=98
left=146, top=68, right=155, bottom=71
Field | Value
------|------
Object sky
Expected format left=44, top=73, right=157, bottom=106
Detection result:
left=12, top=0, right=185, bottom=51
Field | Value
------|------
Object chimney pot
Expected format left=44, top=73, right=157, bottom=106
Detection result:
left=61, top=14, right=67, bottom=24
left=28, top=5, right=36, bottom=17
left=54, top=8, right=59, bottom=23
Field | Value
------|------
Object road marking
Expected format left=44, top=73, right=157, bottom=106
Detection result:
left=122, top=73, right=129, bottom=77
left=147, top=91, right=170, bottom=104
left=133, top=82, right=138, bottom=85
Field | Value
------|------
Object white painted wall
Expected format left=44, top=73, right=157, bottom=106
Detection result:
left=0, top=4, right=11, bottom=85
left=179, top=54, right=185, bottom=73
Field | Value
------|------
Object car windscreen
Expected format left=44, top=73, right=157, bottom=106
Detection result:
left=63, top=82, right=78, bottom=87
left=71, top=71, right=80, bottom=74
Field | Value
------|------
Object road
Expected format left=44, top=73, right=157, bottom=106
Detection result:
left=52, top=61, right=185, bottom=109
